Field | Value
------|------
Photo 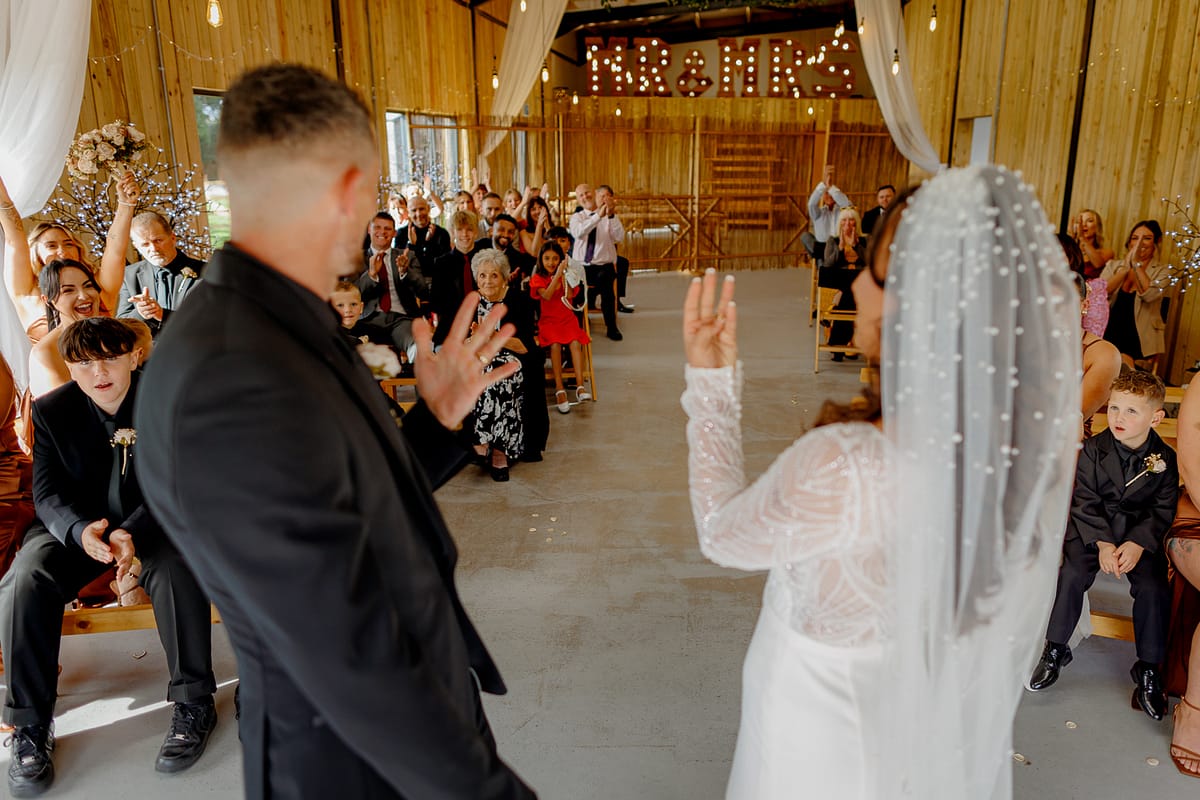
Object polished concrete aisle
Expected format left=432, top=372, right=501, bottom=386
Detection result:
left=3, top=267, right=1194, bottom=798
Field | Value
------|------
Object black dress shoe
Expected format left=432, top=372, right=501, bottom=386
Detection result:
left=1028, top=641, right=1072, bottom=691
left=618, top=302, right=634, bottom=314
left=490, top=465, right=510, bottom=482
left=607, top=330, right=624, bottom=341
left=156, top=698, right=217, bottom=773
left=831, top=352, right=844, bottom=362
left=1131, top=662, right=1167, bottom=721
left=7, top=723, right=55, bottom=797
left=519, top=452, right=543, bottom=463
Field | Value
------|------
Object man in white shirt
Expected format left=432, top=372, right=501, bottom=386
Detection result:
left=806, top=164, right=851, bottom=267
left=569, top=183, right=624, bottom=341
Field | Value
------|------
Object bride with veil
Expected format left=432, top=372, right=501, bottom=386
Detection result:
left=682, top=165, right=1081, bottom=798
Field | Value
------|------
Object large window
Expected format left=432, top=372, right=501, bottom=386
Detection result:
left=385, top=112, right=461, bottom=196
left=192, top=92, right=230, bottom=250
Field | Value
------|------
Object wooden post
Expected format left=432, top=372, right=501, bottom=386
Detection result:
left=691, top=115, right=701, bottom=274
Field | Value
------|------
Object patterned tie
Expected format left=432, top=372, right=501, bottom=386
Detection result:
left=584, top=228, right=598, bottom=264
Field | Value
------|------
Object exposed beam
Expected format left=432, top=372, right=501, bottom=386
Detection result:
left=570, top=8, right=848, bottom=48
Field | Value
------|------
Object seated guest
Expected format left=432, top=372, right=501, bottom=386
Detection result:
left=0, top=317, right=217, bottom=795
left=503, top=188, right=523, bottom=223
left=1164, top=382, right=1200, bottom=777
left=1068, top=208, right=1116, bottom=278
left=860, top=184, right=895, bottom=235
left=431, top=211, right=478, bottom=345
left=1031, top=371, right=1178, bottom=722
left=569, top=183, right=624, bottom=341
left=29, top=259, right=152, bottom=398
left=117, top=210, right=207, bottom=337
left=1102, top=220, right=1172, bottom=370
left=531, top=242, right=591, bottom=414
left=468, top=249, right=545, bottom=476
left=474, top=214, right=534, bottom=287
left=806, top=163, right=851, bottom=267
left=452, top=190, right=475, bottom=214
left=356, top=212, right=428, bottom=357
left=331, top=281, right=406, bottom=361
left=386, top=191, right=408, bottom=237
left=519, top=196, right=551, bottom=256
left=477, top=192, right=502, bottom=239
left=401, top=196, right=450, bottom=280
left=1073, top=272, right=1122, bottom=439
left=1060, top=232, right=1109, bottom=337
left=0, top=354, right=32, bottom=583
left=820, top=207, right=865, bottom=361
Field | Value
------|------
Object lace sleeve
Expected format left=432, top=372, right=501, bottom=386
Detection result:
left=682, top=364, right=883, bottom=572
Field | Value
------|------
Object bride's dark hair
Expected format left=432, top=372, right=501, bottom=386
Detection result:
left=812, top=185, right=919, bottom=429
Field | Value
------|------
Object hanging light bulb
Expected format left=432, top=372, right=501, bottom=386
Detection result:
left=835, top=19, right=845, bottom=37
left=519, top=0, right=527, bottom=11
left=891, top=49, right=900, bottom=75
left=929, top=4, right=938, bottom=31
left=491, top=55, right=499, bottom=90
left=541, top=60, right=550, bottom=83
left=206, top=0, right=224, bottom=28
left=858, top=18, right=865, bottom=35
left=807, top=104, right=815, bottom=115
left=572, top=92, right=579, bottom=106
left=615, top=104, right=622, bottom=117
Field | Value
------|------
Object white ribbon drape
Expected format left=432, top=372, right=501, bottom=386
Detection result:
left=854, top=0, right=942, bottom=174
left=479, top=0, right=567, bottom=171
left=0, top=0, right=92, bottom=388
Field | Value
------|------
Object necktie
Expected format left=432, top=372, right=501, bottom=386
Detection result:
left=584, top=228, right=598, bottom=264
left=462, top=252, right=473, bottom=299
left=376, top=252, right=392, bottom=312
left=103, top=420, right=124, bottom=522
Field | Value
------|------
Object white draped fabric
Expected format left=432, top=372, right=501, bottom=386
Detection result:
left=854, top=0, right=942, bottom=174
left=479, top=0, right=567, bottom=173
left=0, top=0, right=93, bottom=388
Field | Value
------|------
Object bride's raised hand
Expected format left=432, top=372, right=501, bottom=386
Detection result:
left=683, top=268, right=737, bottom=369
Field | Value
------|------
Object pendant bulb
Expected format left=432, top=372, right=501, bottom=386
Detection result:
left=615, top=104, right=622, bottom=117
left=858, top=18, right=865, bottom=35
left=519, top=0, right=527, bottom=11
left=929, top=4, right=938, bottom=31
left=206, top=0, right=224, bottom=28
left=572, top=92, right=579, bottom=106
left=891, top=49, right=900, bottom=76
left=835, top=19, right=845, bottom=37
left=541, top=60, right=550, bottom=83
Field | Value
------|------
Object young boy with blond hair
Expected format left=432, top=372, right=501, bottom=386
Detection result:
left=1030, top=370, right=1179, bottom=720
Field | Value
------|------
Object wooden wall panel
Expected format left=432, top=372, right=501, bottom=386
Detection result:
left=902, top=0, right=961, bottom=166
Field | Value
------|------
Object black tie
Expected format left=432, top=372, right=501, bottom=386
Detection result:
left=584, top=228, right=598, bottom=264
left=103, top=420, right=125, bottom=522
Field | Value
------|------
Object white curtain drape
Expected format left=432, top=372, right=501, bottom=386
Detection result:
left=0, top=0, right=92, bottom=388
left=479, top=0, right=567, bottom=173
left=854, top=0, right=942, bottom=174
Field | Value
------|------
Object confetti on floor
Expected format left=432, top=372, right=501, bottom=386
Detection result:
left=132, top=650, right=147, bottom=660
left=545, top=538, right=553, bottom=543
left=1065, top=721, right=1077, bottom=729
left=529, top=528, right=537, bottom=532
left=1012, top=753, right=1027, bottom=763
left=1146, top=757, right=1160, bottom=767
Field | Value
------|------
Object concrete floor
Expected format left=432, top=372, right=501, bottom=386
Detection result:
left=3, top=267, right=1195, bottom=798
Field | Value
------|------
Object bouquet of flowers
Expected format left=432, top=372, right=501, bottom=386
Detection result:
left=66, top=121, right=148, bottom=181
left=357, top=342, right=402, bottom=379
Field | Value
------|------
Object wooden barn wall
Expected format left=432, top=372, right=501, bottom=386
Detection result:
left=905, top=0, right=1200, bottom=382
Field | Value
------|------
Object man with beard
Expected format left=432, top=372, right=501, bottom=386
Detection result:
left=474, top=214, right=533, bottom=288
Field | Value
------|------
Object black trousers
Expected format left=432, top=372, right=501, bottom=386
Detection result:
left=0, top=523, right=216, bottom=727
left=518, top=350, right=549, bottom=458
left=817, top=265, right=860, bottom=347
left=1045, top=534, right=1170, bottom=664
left=616, top=255, right=630, bottom=299
left=585, top=262, right=619, bottom=334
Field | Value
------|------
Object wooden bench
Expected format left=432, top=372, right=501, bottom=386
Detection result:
left=62, top=603, right=222, bottom=636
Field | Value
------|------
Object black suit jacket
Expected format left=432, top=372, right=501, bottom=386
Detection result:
left=32, top=374, right=156, bottom=547
left=116, top=253, right=206, bottom=334
left=1068, top=428, right=1179, bottom=553
left=430, top=248, right=475, bottom=346
left=861, top=205, right=885, bottom=235
left=403, top=223, right=451, bottom=277
left=355, top=248, right=428, bottom=319
left=134, top=243, right=532, bottom=799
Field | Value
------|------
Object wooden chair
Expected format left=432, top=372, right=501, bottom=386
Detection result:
left=63, top=603, right=222, bottom=636
left=379, top=376, right=419, bottom=411
left=813, top=287, right=861, bottom=373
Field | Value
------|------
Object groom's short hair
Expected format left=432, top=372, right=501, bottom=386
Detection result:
left=217, top=64, right=375, bottom=162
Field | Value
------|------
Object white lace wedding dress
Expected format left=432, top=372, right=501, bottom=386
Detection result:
left=683, top=363, right=893, bottom=799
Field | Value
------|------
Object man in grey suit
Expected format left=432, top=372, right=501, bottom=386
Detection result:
left=133, top=63, right=536, bottom=800
left=356, top=211, right=427, bottom=360
left=116, top=211, right=206, bottom=336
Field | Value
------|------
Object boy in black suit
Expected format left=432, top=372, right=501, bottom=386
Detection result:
left=0, top=318, right=217, bottom=796
left=1030, top=371, right=1179, bottom=720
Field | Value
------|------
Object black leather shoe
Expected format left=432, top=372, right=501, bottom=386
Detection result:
left=7, top=723, right=54, bottom=797
left=1028, top=641, right=1072, bottom=691
left=156, top=699, right=217, bottom=773
left=607, top=330, right=624, bottom=341
left=831, top=352, right=844, bottom=362
left=518, top=452, right=543, bottom=463
left=1131, top=663, right=1167, bottom=721
left=618, top=302, right=634, bottom=314
left=490, top=465, right=510, bottom=482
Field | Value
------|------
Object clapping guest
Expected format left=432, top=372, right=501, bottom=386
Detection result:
left=357, top=212, right=428, bottom=360
left=1060, top=231, right=1109, bottom=337
left=2, top=318, right=217, bottom=796
left=1101, top=220, right=1172, bottom=370
left=0, top=171, right=135, bottom=342
left=806, top=163, right=851, bottom=266
left=519, top=196, right=551, bottom=256
left=820, top=207, right=865, bottom=361
left=477, top=192, right=502, bottom=239
left=452, top=190, right=476, bottom=214
left=1068, top=208, right=1116, bottom=278
left=569, top=183, right=624, bottom=340
left=402, top=196, right=450, bottom=278
left=475, top=214, right=534, bottom=287
left=531, top=242, right=590, bottom=414
left=116, top=210, right=207, bottom=337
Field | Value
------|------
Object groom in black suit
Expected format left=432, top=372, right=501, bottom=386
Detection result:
left=134, top=64, right=536, bottom=799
